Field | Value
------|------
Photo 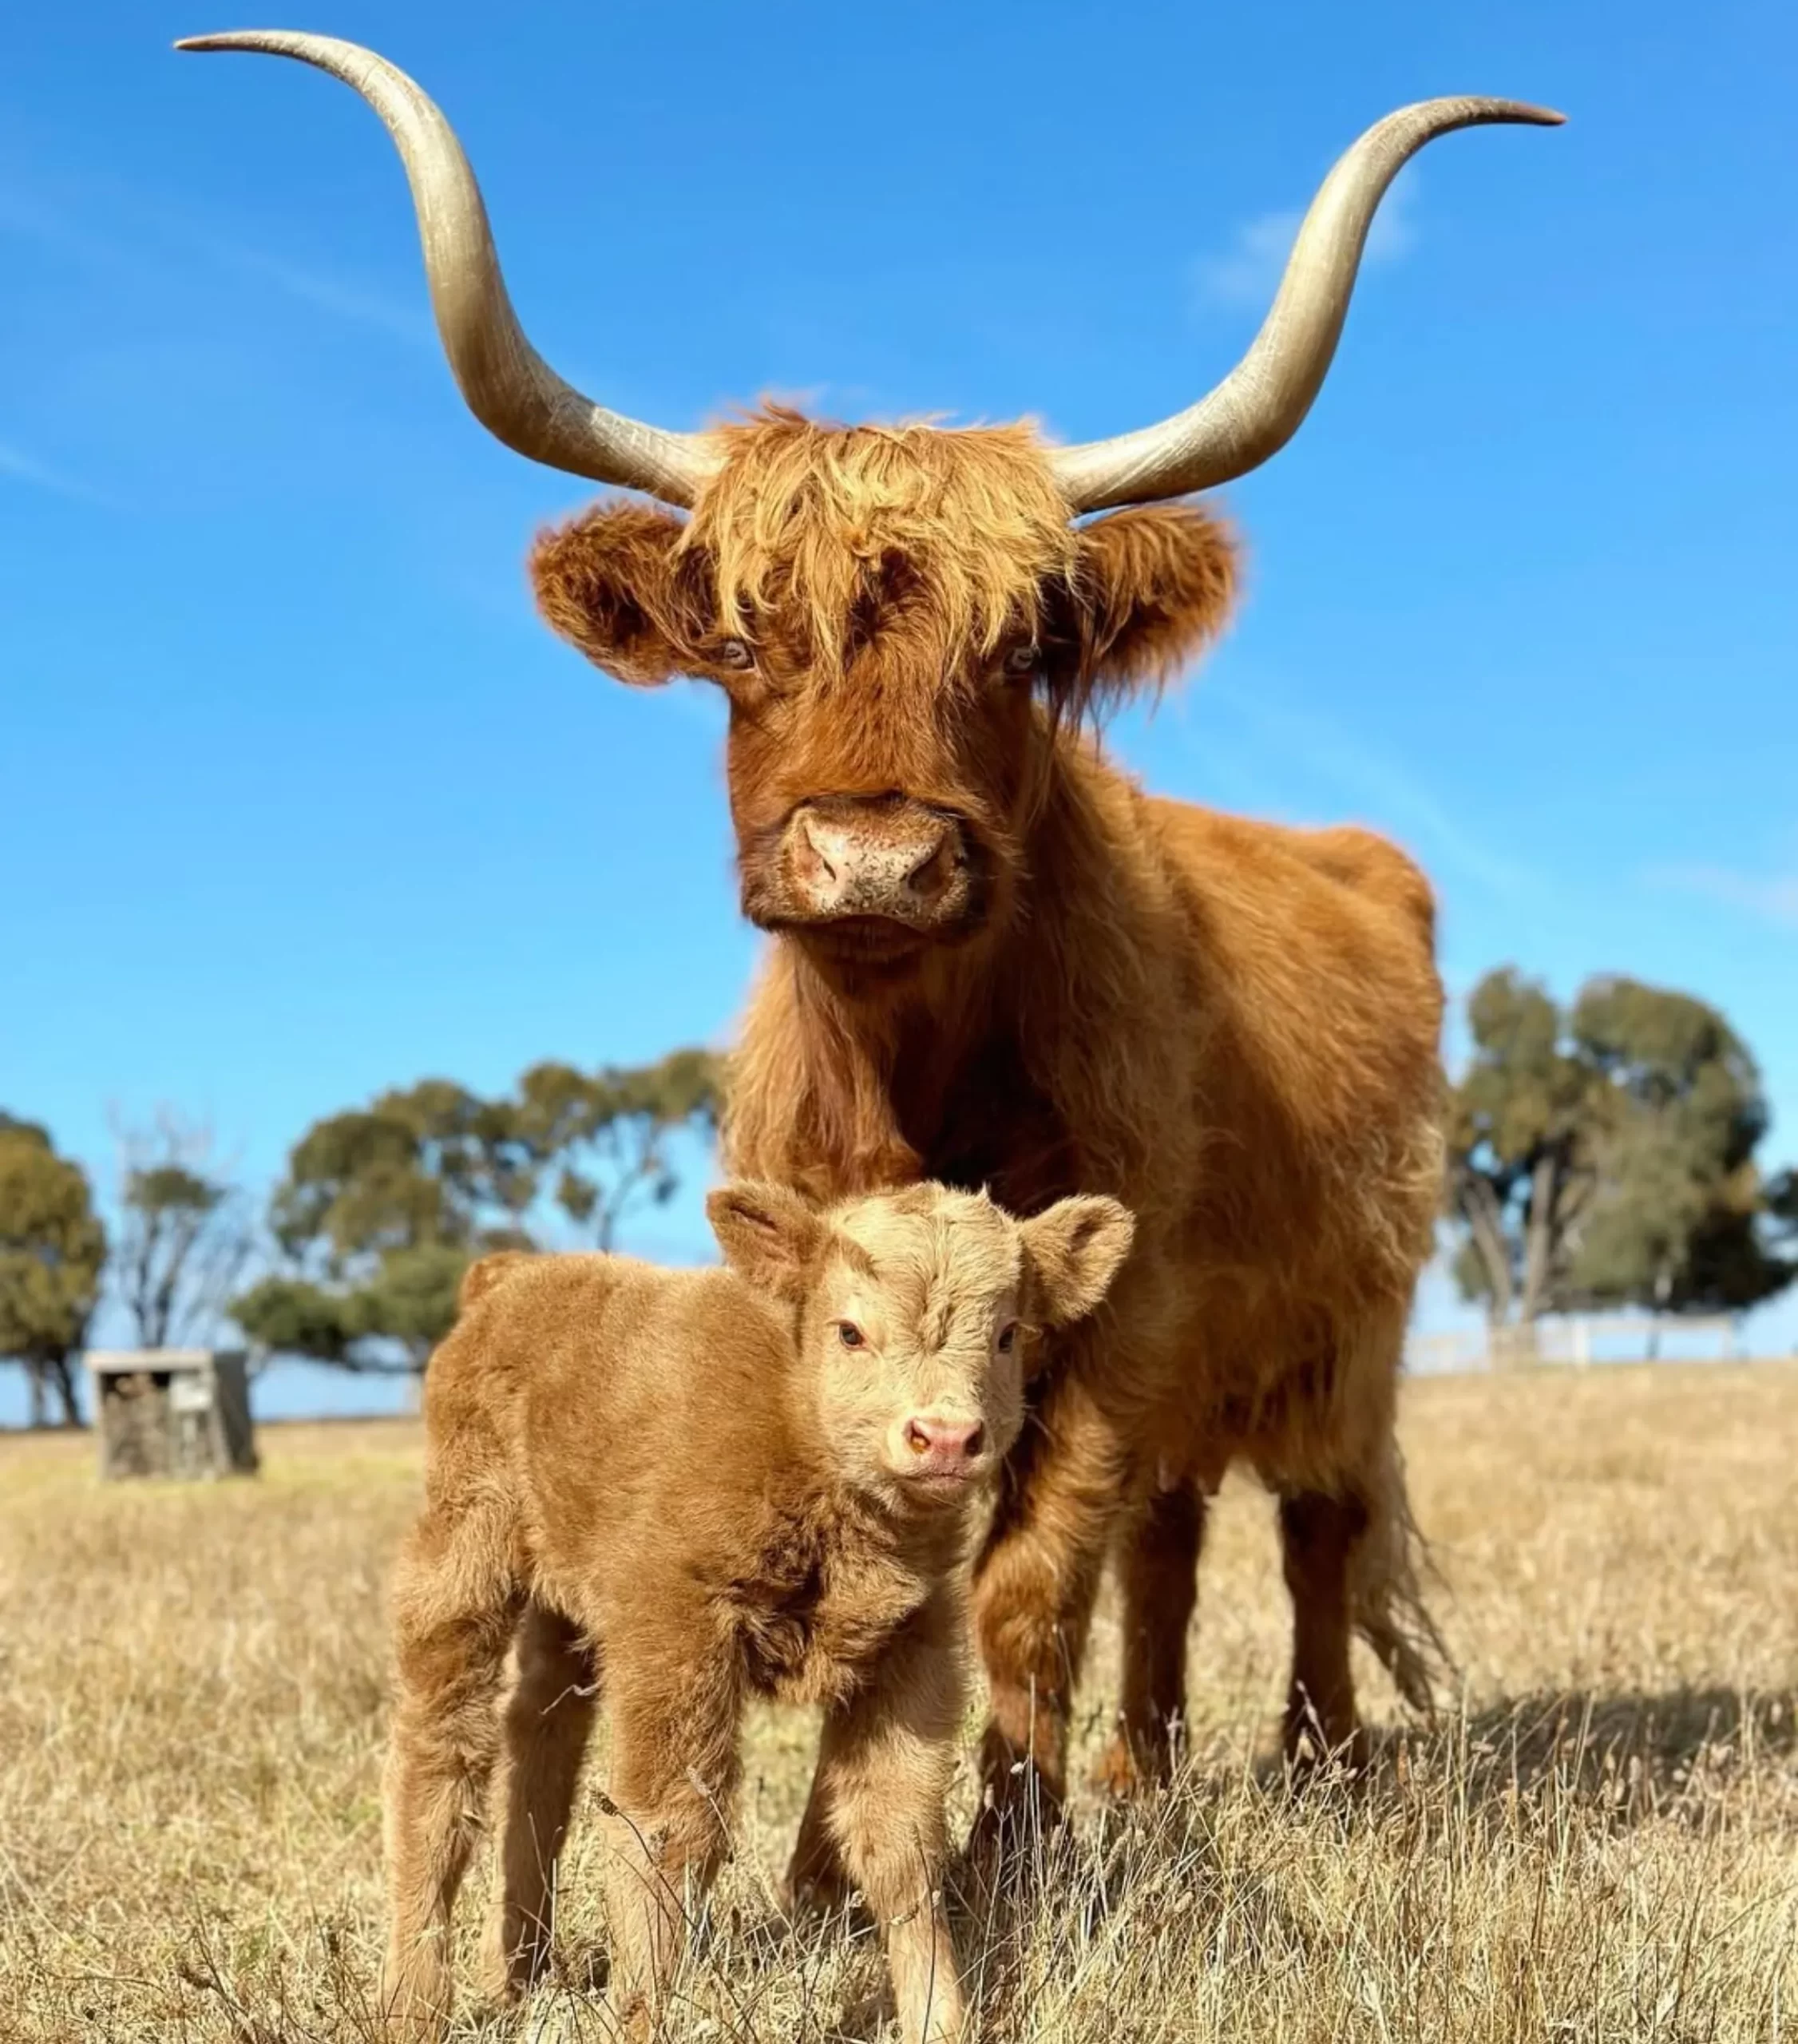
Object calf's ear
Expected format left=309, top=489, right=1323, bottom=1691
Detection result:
left=1020, top=1195, right=1136, bottom=1327
left=458, top=1250, right=533, bottom=1313
left=707, top=1182, right=826, bottom=1303
left=529, top=501, right=712, bottom=687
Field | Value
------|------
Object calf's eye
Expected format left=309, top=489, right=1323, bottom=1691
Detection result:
left=996, top=1322, right=1019, bottom=1353
left=837, top=1321, right=865, bottom=1350
left=1002, top=644, right=1039, bottom=678
left=718, top=637, right=755, bottom=671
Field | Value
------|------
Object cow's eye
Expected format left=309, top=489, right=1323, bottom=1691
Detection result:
left=996, top=1321, right=1019, bottom=1353
left=1002, top=644, right=1039, bottom=678
left=718, top=638, right=755, bottom=671
left=837, top=1321, right=866, bottom=1350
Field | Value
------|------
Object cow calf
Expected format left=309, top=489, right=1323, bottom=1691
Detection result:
left=379, top=1177, right=1135, bottom=2042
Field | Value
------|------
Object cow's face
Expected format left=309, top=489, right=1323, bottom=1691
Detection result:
left=533, top=410, right=1238, bottom=978
left=707, top=1178, right=1135, bottom=1511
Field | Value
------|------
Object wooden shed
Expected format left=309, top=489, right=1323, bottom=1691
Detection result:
left=85, top=1349, right=260, bottom=1481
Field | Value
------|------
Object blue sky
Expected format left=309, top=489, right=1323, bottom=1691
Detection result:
left=4, top=0, right=1795, bottom=1421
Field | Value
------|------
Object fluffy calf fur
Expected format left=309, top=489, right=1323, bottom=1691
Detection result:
left=380, top=1177, right=1133, bottom=2042
left=529, top=407, right=1450, bottom=1851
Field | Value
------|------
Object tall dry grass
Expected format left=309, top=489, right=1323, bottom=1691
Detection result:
left=2, top=1363, right=1793, bottom=2042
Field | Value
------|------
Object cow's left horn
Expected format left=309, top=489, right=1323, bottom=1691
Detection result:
left=176, top=31, right=724, bottom=507
left=1046, top=97, right=1563, bottom=514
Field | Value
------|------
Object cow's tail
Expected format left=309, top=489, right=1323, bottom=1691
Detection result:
left=1348, top=1436, right=1451, bottom=1714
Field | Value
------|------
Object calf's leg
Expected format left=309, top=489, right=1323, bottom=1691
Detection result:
left=1094, top=1481, right=1206, bottom=1796
left=1278, top=1487, right=1369, bottom=1771
left=381, top=1511, right=521, bottom=2034
left=820, top=1591, right=967, bottom=2044
left=600, top=1652, right=740, bottom=2028
left=484, top=1602, right=599, bottom=2000
left=784, top=1750, right=857, bottom=1916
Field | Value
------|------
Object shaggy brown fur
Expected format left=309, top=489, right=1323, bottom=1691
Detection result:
left=380, top=1177, right=1133, bottom=2041
left=529, top=404, right=1449, bottom=1855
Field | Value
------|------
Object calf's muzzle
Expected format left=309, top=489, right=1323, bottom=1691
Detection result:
left=897, top=1413, right=988, bottom=1484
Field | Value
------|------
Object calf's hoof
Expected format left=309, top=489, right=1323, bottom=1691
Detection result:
left=778, top=1857, right=862, bottom=1923
left=612, top=1989, right=656, bottom=2044
left=376, top=1974, right=453, bottom=2043
left=478, top=1921, right=553, bottom=2006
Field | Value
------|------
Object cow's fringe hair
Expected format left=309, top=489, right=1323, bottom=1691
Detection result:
left=687, top=404, right=1078, bottom=680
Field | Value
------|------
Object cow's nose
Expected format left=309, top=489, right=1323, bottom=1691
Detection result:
left=791, top=806, right=963, bottom=916
left=901, top=1415, right=985, bottom=1468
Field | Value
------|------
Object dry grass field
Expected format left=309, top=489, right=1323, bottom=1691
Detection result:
left=2, top=1362, right=1794, bottom=2044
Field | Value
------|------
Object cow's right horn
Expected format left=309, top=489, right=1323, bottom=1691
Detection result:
left=176, top=30, right=724, bottom=508
left=1046, top=97, right=1564, bottom=514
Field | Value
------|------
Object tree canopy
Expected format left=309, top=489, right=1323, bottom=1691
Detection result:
left=232, top=1079, right=538, bottom=1374
left=0, top=1115, right=107, bottom=1427
left=234, top=1050, right=723, bottom=1374
left=513, top=1047, right=723, bottom=1251
left=1447, top=969, right=1792, bottom=1337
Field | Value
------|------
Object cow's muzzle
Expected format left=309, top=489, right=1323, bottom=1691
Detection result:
left=772, top=795, right=980, bottom=938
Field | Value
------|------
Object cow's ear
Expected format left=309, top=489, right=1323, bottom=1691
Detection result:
left=1020, top=1195, right=1135, bottom=1327
left=707, top=1181, right=826, bottom=1303
left=529, top=501, right=714, bottom=687
left=1050, top=503, right=1239, bottom=715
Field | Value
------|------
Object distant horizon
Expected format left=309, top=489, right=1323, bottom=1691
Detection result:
left=8, top=1281, right=1790, bottom=1436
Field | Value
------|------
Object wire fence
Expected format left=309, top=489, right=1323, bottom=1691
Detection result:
left=1403, top=1313, right=1776, bottom=1376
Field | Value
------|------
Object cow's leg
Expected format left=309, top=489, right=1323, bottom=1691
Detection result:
left=1093, top=1480, right=1206, bottom=1796
left=1278, top=1487, right=1370, bottom=1773
left=484, top=1602, right=600, bottom=2001
left=969, top=1372, right=1125, bottom=1841
left=381, top=1511, right=521, bottom=2035
left=600, top=1651, right=740, bottom=2030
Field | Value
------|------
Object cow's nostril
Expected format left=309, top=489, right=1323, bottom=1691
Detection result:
left=964, top=1424, right=985, bottom=1460
left=905, top=832, right=959, bottom=901
left=905, top=1420, right=932, bottom=1456
left=800, top=819, right=842, bottom=888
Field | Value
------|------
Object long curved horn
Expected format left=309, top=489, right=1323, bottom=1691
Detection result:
left=1047, top=97, right=1563, bottom=514
left=176, top=30, right=723, bottom=506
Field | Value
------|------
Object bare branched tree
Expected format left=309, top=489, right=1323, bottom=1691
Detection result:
left=109, top=1109, right=255, bottom=1351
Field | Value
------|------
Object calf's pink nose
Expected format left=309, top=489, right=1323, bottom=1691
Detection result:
left=903, top=1416, right=985, bottom=1466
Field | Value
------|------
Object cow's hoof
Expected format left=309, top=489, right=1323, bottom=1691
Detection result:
left=1281, top=1721, right=1372, bottom=1793
left=963, top=1768, right=1065, bottom=1904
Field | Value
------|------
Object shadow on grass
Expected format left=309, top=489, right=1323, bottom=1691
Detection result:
left=1372, top=1682, right=1797, bottom=1824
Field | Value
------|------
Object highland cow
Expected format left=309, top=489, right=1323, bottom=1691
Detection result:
left=380, top=1179, right=1133, bottom=2040
left=181, top=30, right=1560, bottom=1855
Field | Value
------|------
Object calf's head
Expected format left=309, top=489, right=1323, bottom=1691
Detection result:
left=707, top=1179, right=1135, bottom=1507
left=179, top=34, right=1560, bottom=978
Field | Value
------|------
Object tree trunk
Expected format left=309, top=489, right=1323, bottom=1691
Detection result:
left=1519, top=1151, right=1559, bottom=1325
left=26, top=1364, right=46, bottom=1431
left=1459, top=1174, right=1514, bottom=1325
left=1648, top=1266, right=1671, bottom=1362
left=49, top=1351, right=85, bottom=1428
left=1491, top=1320, right=1541, bottom=1372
